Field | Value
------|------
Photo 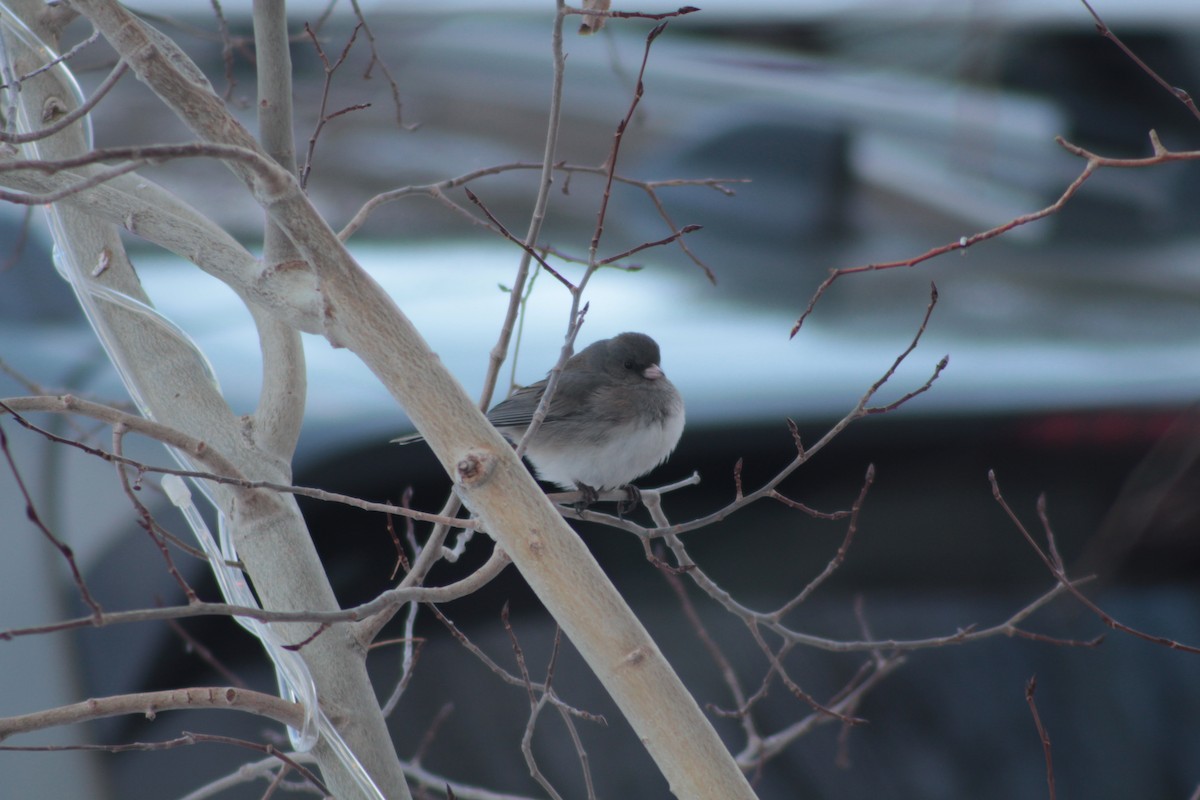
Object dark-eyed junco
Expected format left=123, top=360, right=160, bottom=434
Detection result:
left=395, top=332, right=684, bottom=506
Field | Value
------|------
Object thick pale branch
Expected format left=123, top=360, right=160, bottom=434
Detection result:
left=0, top=152, right=324, bottom=333
left=251, top=0, right=308, bottom=462
left=7, top=6, right=408, bottom=798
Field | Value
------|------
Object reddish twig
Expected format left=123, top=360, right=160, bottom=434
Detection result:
left=164, top=614, right=249, bottom=689
left=348, top=0, right=411, bottom=129
left=0, top=422, right=103, bottom=619
left=112, top=424, right=199, bottom=601
left=589, top=22, right=667, bottom=257
left=411, top=702, right=454, bottom=767
left=793, top=134, right=1200, bottom=335
left=428, top=606, right=603, bottom=723
left=502, top=602, right=538, bottom=708
left=463, top=187, right=576, bottom=290
left=746, top=624, right=865, bottom=726
left=1080, top=0, right=1200, bottom=121
left=596, top=223, right=702, bottom=266
left=784, top=418, right=806, bottom=457
left=300, top=21, right=371, bottom=189
left=858, top=284, right=947, bottom=415
left=503, top=605, right=570, bottom=800
left=771, top=463, right=875, bottom=620
left=339, top=160, right=738, bottom=280
left=989, top=470, right=1200, bottom=655
left=768, top=490, right=850, bottom=520
left=545, top=627, right=597, bottom=800
left=661, top=551, right=756, bottom=740
left=209, top=0, right=237, bottom=101
left=280, top=622, right=330, bottom=652
left=1025, top=676, right=1057, bottom=800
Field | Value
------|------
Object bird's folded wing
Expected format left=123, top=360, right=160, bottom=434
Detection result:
left=393, top=380, right=551, bottom=443
left=484, top=382, right=547, bottom=428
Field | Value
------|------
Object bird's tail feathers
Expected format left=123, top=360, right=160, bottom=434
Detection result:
left=390, top=432, right=424, bottom=445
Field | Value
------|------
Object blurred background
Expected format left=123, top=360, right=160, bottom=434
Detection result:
left=3, top=1, right=1200, bottom=798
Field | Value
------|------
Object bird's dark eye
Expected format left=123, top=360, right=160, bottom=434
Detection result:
left=623, top=359, right=635, bottom=370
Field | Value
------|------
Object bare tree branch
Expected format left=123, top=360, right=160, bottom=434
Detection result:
left=0, top=60, right=128, bottom=144
left=1, top=396, right=474, bottom=527
left=1, top=546, right=510, bottom=642
left=793, top=135, right=1200, bottom=335
left=1025, top=675, right=1057, bottom=800
left=0, top=687, right=307, bottom=741
left=991, top=470, right=1200, bottom=655
left=1080, top=0, right=1200, bottom=120
left=0, top=419, right=103, bottom=618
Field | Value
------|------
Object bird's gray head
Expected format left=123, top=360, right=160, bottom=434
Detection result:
left=596, top=332, right=665, bottom=382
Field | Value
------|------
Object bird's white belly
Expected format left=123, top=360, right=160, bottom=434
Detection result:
left=525, top=410, right=685, bottom=490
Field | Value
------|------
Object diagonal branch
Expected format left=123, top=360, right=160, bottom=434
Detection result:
left=792, top=134, right=1200, bottom=335
left=1080, top=0, right=1200, bottom=120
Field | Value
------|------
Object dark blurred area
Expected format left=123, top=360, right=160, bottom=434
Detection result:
left=4, top=4, right=1200, bottom=799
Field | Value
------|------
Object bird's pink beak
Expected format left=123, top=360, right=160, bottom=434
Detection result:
left=643, top=364, right=664, bottom=380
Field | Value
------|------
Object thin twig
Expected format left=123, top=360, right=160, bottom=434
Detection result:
left=209, top=0, right=237, bottom=101
left=2, top=549, right=510, bottom=642
left=0, top=422, right=103, bottom=619
left=505, top=605, right=566, bottom=800
left=1, top=396, right=474, bottom=528
left=0, top=207, right=33, bottom=272
left=1, top=29, right=102, bottom=86
left=463, top=188, right=575, bottom=290
left=428, top=606, right=604, bottom=724
left=349, top=0, right=410, bottom=129
left=596, top=223, right=701, bottom=266
left=588, top=21, right=668, bottom=258
left=1079, top=0, right=1200, bottom=120
left=792, top=135, right=1200, bottom=335
left=567, top=4, right=701, bottom=29
left=770, top=464, right=875, bottom=620
left=0, top=61, right=129, bottom=145
left=1025, top=676, right=1057, bottom=800
left=300, top=21, right=370, bottom=190
left=660, top=551, right=758, bottom=746
left=990, top=470, right=1200, bottom=655
left=112, top=423, right=199, bottom=599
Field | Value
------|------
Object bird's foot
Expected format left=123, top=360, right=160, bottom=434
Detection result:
left=574, top=484, right=599, bottom=513
left=616, top=484, right=642, bottom=517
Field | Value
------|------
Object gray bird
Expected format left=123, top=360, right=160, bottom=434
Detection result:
left=395, top=332, right=685, bottom=507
